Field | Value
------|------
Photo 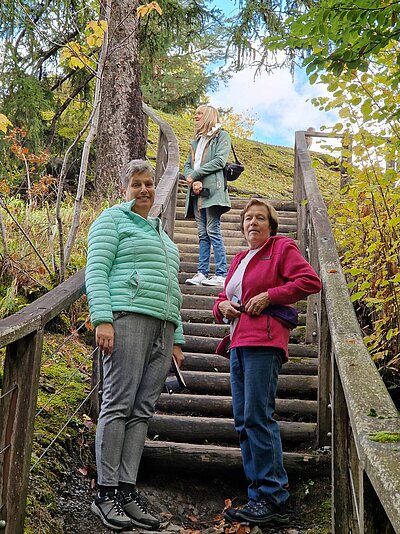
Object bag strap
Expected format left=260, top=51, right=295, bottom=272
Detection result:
left=231, top=142, right=241, bottom=164
left=220, top=129, right=242, bottom=164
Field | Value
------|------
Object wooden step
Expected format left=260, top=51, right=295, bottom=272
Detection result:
left=156, top=393, right=318, bottom=419
left=182, top=321, right=306, bottom=343
left=182, top=335, right=317, bottom=358
left=174, top=221, right=297, bottom=237
left=148, top=414, right=316, bottom=445
left=141, top=441, right=330, bottom=477
left=176, top=195, right=298, bottom=212
left=179, top=370, right=317, bottom=399
left=174, top=221, right=298, bottom=233
left=181, top=352, right=318, bottom=375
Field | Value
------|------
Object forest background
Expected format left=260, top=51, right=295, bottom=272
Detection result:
left=0, top=0, right=399, bottom=429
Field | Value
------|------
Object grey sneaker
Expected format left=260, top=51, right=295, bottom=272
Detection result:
left=122, top=489, right=160, bottom=530
left=201, top=275, right=226, bottom=287
left=91, top=490, right=132, bottom=531
left=185, top=272, right=207, bottom=285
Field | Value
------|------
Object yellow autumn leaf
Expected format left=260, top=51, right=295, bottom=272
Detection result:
left=86, top=34, right=96, bottom=47
left=0, top=113, right=12, bottom=133
left=99, top=20, right=108, bottom=32
left=70, top=56, right=85, bottom=69
left=137, top=1, right=162, bottom=18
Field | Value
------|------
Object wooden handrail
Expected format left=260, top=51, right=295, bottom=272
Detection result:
left=0, top=105, right=179, bottom=534
left=294, top=130, right=400, bottom=533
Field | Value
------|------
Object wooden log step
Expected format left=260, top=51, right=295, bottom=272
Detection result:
left=181, top=294, right=307, bottom=314
left=182, top=294, right=216, bottom=309
left=179, top=284, right=221, bottom=296
left=156, top=393, right=317, bottom=419
left=174, top=217, right=297, bottom=230
left=177, top=234, right=248, bottom=246
left=175, top=207, right=297, bottom=220
left=180, top=252, right=238, bottom=265
left=181, top=352, right=318, bottom=375
left=181, top=309, right=305, bottom=326
left=183, top=322, right=306, bottom=343
left=147, top=414, right=316, bottom=445
left=180, top=370, right=317, bottom=398
left=174, top=225, right=297, bottom=238
left=141, top=441, right=328, bottom=477
left=176, top=195, right=298, bottom=211
left=177, top=243, right=249, bottom=255
left=182, top=335, right=318, bottom=358
left=180, top=286, right=309, bottom=313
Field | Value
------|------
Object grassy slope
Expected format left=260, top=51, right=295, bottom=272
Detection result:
left=153, top=110, right=340, bottom=200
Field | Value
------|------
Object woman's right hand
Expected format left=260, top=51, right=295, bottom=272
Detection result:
left=192, top=181, right=203, bottom=195
left=218, top=300, right=242, bottom=321
left=186, top=175, right=193, bottom=186
left=96, top=323, right=114, bottom=356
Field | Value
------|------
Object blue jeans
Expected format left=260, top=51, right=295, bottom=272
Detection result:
left=230, top=346, right=289, bottom=506
left=193, top=197, right=227, bottom=277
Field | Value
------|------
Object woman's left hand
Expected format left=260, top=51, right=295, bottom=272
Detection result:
left=173, top=345, right=184, bottom=368
left=245, top=291, right=270, bottom=316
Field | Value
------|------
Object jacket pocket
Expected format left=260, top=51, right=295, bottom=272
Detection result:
left=128, top=270, right=140, bottom=302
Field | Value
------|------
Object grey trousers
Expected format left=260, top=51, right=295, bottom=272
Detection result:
left=96, top=312, right=174, bottom=486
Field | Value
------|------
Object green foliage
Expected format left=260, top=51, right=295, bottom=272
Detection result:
left=310, top=48, right=400, bottom=382
left=139, top=0, right=230, bottom=112
left=285, top=0, right=400, bottom=78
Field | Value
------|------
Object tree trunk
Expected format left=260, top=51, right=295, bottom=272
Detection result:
left=95, top=0, right=145, bottom=198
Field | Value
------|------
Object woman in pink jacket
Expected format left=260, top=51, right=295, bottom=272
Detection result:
left=213, top=199, right=321, bottom=527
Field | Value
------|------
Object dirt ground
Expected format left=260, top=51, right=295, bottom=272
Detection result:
left=54, top=464, right=331, bottom=534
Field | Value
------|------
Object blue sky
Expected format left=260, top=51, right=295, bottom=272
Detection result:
left=208, top=0, right=337, bottom=147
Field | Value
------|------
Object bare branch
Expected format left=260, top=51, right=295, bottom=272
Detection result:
left=0, top=195, right=52, bottom=278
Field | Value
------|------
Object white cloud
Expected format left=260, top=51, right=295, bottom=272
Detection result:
left=208, top=65, right=338, bottom=147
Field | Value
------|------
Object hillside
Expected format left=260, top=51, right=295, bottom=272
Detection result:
left=151, top=109, right=340, bottom=200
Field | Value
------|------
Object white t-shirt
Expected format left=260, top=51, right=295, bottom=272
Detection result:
left=225, top=247, right=261, bottom=334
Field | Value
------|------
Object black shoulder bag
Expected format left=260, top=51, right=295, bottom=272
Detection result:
left=223, top=142, right=245, bottom=184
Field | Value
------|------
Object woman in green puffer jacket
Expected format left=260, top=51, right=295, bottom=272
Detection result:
left=85, top=160, right=184, bottom=532
left=184, top=104, right=231, bottom=288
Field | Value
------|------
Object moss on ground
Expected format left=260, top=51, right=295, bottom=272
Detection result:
left=25, top=333, right=96, bottom=533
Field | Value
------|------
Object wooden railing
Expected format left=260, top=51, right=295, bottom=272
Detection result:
left=295, top=130, right=400, bottom=533
left=0, top=105, right=180, bottom=534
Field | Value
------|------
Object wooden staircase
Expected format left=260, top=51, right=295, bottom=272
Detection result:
left=142, top=193, right=327, bottom=477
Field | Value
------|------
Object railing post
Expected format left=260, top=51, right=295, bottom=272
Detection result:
left=362, top=472, right=396, bottom=534
left=0, top=330, right=44, bottom=534
left=332, top=358, right=356, bottom=533
left=155, top=131, right=168, bottom=185
left=317, top=295, right=331, bottom=448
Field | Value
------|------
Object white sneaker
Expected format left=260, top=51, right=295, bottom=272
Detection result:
left=201, top=275, right=226, bottom=287
left=185, top=272, right=207, bottom=285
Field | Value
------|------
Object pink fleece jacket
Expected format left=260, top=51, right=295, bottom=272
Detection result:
left=212, top=236, right=322, bottom=360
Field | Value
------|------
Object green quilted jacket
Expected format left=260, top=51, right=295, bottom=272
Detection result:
left=183, top=128, right=232, bottom=218
left=85, top=200, right=184, bottom=345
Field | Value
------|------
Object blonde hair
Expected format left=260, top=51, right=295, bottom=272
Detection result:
left=195, top=105, right=220, bottom=138
left=240, top=199, right=279, bottom=236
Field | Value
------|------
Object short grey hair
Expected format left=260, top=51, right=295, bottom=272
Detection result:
left=120, top=159, right=155, bottom=190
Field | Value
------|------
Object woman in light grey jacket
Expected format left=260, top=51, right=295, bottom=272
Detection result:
left=184, top=104, right=231, bottom=288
